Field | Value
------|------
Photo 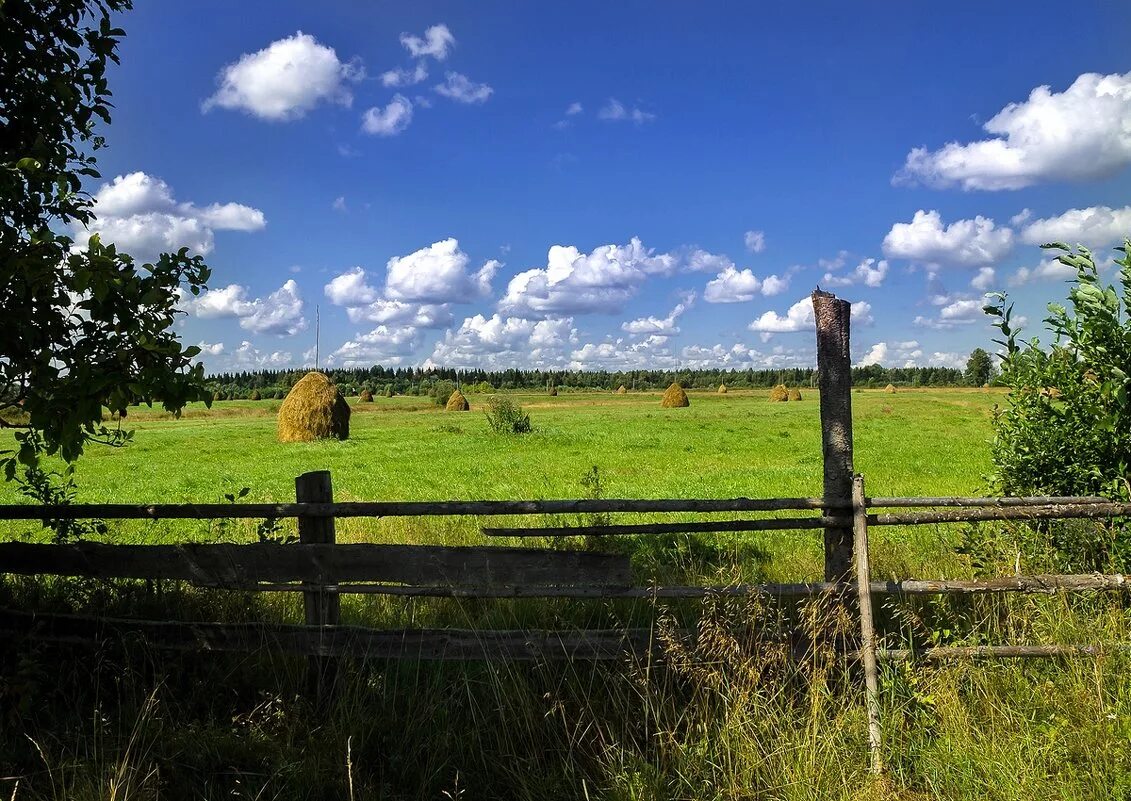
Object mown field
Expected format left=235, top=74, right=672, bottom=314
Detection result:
left=2, top=387, right=1130, bottom=801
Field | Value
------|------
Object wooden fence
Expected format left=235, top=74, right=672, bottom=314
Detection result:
left=1, top=290, right=1127, bottom=773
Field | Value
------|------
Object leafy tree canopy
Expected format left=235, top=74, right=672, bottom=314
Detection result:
left=1, top=0, right=211, bottom=479
left=965, top=347, right=993, bottom=387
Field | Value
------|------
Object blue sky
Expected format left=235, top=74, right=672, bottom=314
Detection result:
left=84, top=1, right=1131, bottom=374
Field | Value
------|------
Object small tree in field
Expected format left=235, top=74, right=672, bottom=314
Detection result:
left=982, top=241, right=1131, bottom=569
left=965, top=347, right=993, bottom=386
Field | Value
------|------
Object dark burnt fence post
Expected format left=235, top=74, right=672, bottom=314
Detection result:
left=812, top=290, right=855, bottom=581
left=296, top=470, right=340, bottom=703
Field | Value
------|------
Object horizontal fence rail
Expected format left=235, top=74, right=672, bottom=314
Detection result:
left=0, top=495, right=1123, bottom=522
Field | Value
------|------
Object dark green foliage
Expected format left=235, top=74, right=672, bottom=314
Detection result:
left=430, top=380, right=456, bottom=407
left=982, top=240, right=1131, bottom=571
left=1, top=0, right=211, bottom=481
left=484, top=396, right=531, bottom=434
left=965, top=347, right=994, bottom=386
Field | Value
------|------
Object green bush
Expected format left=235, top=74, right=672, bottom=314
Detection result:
left=430, top=380, right=456, bottom=407
left=981, top=240, right=1131, bottom=571
left=484, top=396, right=531, bottom=434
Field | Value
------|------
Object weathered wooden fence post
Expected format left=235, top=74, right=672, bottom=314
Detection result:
left=852, top=474, right=883, bottom=775
left=812, top=289, right=855, bottom=581
left=296, top=470, right=340, bottom=702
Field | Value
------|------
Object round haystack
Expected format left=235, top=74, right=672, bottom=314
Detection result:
left=718, top=384, right=728, bottom=394
left=359, top=388, right=374, bottom=402
left=885, top=384, right=897, bottom=394
left=446, top=389, right=470, bottom=411
left=548, top=386, right=558, bottom=397
left=616, top=385, right=628, bottom=394
left=660, top=382, right=690, bottom=408
left=769, top=384, right=789, bottom=402
left=788, top=387, right=802, bottom=401
left=250, top=389, right=261, bottom=401
left=277, top=372, right=351, bottom=442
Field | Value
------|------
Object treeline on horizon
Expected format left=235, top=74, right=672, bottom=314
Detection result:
left=203, top=364, right=970, bottom=400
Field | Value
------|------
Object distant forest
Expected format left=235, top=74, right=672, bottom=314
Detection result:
left=204, top=364, right=972, bottom=400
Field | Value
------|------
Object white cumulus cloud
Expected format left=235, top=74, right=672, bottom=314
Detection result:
left=386, top=239, right=496, bottom=303
left=621, top=295, right=694, bottom=337
left=434, top=72, right=493, bottom=104
left=749, top=296, right=873, bottom=336
left=704, top=266, right=761, bottom=303
left=76, top=172, right=265, bottom=263
left=882, top=210, right=1014, bottom=267
left=822, top=258, right=889, bottom=288
left=400, top=24, right=455, bottom=60
left=744, top=230, right=766, bottom=253
left=203, top=32, right=360, bottom=121
left=190, top=279, right=306, bottom=337
left=362, top=94, right=413, bottom=136
left=1018, top=205, right=1131, bottom=249
left=897, top=71, right=1131, bottom=190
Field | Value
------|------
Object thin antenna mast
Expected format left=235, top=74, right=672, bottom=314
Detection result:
left=315, top=305, right=320, bottom=370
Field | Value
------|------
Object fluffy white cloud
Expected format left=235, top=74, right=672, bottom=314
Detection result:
left=499, top=238, right=676, bottom=317
left=434, top=72, right=493, bottom=104
left=621, top=295, right=693, bottom=337
left=897, top=71, right=1131, bottom=190
left=203, top=32, right=360, bottom=121
left=704, top=266, right=761, bottom=303
left=190, top=279, right=306, bottom=336
left=386, top=239, right=496, bottom=303
left=324, top=267, right=380, bottom=307
left=744, top=230, right=766, bottom=253
left=381, top=62, right=428, bottom=88
left=685, top=248, right=734, bottom=273
left=400, top=24, right=455, bottom=60
left=1018, top=205, right=1131, bottom=249
left=761, top=274, right=790, bottom=296
left=882, top=210, right=1013, bottom=267
left=598, top=98, right=655, bottom=124
left=429, top=314, right=576, bottom=368
left=913, top=297, right=987, bottom=329
left=331, top=325, right=422, bottom=366
left=566, top=102, right=583, bottom=115
left=749, top=297, right=873, bottom=336
left=343, top=300, right=452, bottom=328
left=231, top=341, right=294, bottom=369
left=857, top=340, right=923, bottom=368
left=76, top=172, right=265, bottom=262
left=197, top=341, right=225, bottom=357
left=971, top=267, right=997, bottom=291
left=362, top=94, right=413, bottom=136
left=1008, top=258, right=1076, bottom=286
left=822, top=258, right=889, bottom=288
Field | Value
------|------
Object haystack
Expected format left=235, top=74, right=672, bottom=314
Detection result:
left=616, top=385, right=627, bottom=394
left=359, top=388, right=374, bottom=402
left=788, top=387, right=802, bottom=401
left=446, top=389, right=470, bottom=411
left=885, top=384, right=897, bottom=394
left=660, top=382, right=690, bottom=408
left=277, top=372, right=350, bottom=442
left=250, top=389, right=261, bottom=401
left=769, top=384, right=789, bottom=402
left=718, top=384, right=728, bottom=394
left=548, top=386, right=558, bottom=397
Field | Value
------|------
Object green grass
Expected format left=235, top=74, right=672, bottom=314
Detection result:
left=3, top=387, right=1130, bottom=800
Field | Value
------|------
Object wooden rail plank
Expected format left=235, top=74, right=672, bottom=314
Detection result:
left=0, top=542, right=631, bottom=588
left=0, top=609, right=656, bottom=661
left=0, top=497, right=837, bottom=521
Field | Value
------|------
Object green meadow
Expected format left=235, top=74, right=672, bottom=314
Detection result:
left=4, top=387, right=1131, bottom=801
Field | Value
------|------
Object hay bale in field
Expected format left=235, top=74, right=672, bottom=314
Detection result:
left=718, top=384, right=727, bottom=394
left=445, top=389, right=470, bottom=411
left=359, top=388, right=374, bottom=402
left=769, top=384, right=789, bottom=402
left=616, top=385, right=627, bottom=394
left=660, top=382, right=689, bottom=408
left=249, top=389, right=261, bottom=401
left=885, top=384, right=897, bottom=394
left=277, top=371, right=350, bottom=442
left=548, top=386, right=558, bottom=397
left=788, top=387, right=802, bottom=401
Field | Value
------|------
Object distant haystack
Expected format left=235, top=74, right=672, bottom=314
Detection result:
left=277, top=372, right=350, bottom=442
left=885, top=384, right=897, bottom=394
left=616, top=385, right=628, bottom=394
left=769, top=384, right=789, bottom=402
left=788, top=387, right=802, bottom=401
left=718, top=384, right=728, bottom=394
left=661, top=383, right=690, bottom=408
left=446, top=389, right=470, bottom=411
left=249, top=389, right=261, bottom=401
left=548, top=386, right=558, bottom=397
left=359, top=388, right=374, bottom=402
